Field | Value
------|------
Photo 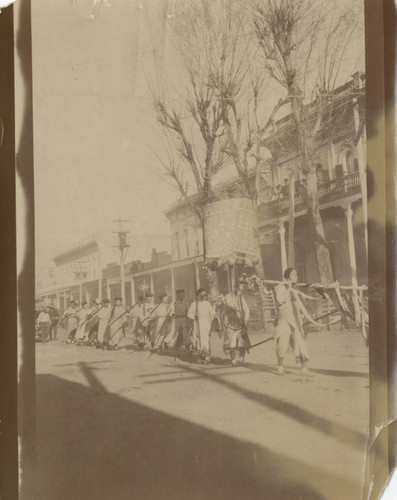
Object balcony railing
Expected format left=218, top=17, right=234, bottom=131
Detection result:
left=258, top=172, right=361, bottom=221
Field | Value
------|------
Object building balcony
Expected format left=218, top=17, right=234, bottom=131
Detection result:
left=257, top=172, right=362, bottom=225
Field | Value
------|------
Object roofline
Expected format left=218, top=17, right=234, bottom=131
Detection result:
left=53, top=240, right=99, bottom=263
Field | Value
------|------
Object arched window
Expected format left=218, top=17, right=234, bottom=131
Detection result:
left=195, top=228, right=200, bottom=255
left=346, top=150, right=355, bottom=173
left=316, top=163, right=329, bottom=186
left=184, top=228, right=190, bottom=257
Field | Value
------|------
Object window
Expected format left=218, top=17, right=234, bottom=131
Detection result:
left=316, top=163, right=329, bottom=186
left=195, top=229, right=200, bottom=255
left=334, top=164, right=344, bottom=178
left=184, top=228, right=190, bottom=257
left=346, top=151, right=355, bottom=173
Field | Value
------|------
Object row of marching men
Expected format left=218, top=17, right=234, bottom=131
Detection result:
left=58, top=281, right=250, bottom=366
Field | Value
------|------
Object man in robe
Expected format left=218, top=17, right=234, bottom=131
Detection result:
left=37, top=306, right=52, bottom=343
left=63, top=300, right=80, bottom=344
left=85, top=299, right=101, bottom=345
left=187, top=288, right=216, bottom=364
left=152, top=294, right=172, bottom=349
left=221, top=280, right=250, bottom=366
left=274, top=268, right=314, bottom=376
left=96, top=298, right=112, bottom=350
left=74, top=301, right=90, bottom=345
left=109, top=297, right=127, bottom=350
left=167, top=289, right=191, bottom=356
left=143, top=292, right=157, bottom=347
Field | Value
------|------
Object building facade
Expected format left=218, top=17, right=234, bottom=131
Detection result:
left=37, top=75, right=366, bottom=328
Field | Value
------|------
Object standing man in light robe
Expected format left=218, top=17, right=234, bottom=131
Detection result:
left=143, top=292, right=157, bottom=347
left=109, top=297, right=127, bottom=350
left=165, top=289, right=190, bottom=355
left=274, top=268, right=313, bottom=376
left=63, top=300, right=79, bottom=344
left=152, top=294, right=172, bottom=349
left=96, top=298, right=112, bottom=349
left=74, top=301, right=89, bottom=345
left=37, top=306, right=52, bottom=343
left=86, top=299, right=101, bottom=345
left=187, top=288, right=216, bottom=364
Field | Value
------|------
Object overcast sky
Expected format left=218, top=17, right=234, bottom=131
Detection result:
left=32, top=0, right=176, bottom=264
left=31, top=0, right=364, bottom=267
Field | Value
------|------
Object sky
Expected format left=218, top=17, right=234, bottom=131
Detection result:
left=32, top=0, right=176, bottom=266
left=31, top=0, right=365, bottom=269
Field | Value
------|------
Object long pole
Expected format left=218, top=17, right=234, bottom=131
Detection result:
left=192, top=261, right=201, bottom=350
left=120, top=249, right=126, bottom=304
left=98, top=252, right=103, bottom=301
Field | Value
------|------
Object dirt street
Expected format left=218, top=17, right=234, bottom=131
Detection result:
left=35, top=326, right=369, bottom=500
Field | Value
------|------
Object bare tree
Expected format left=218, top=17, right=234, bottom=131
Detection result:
left=251, top=0, right=364, bottom=283
left=151, top=0, right=277, bottom=281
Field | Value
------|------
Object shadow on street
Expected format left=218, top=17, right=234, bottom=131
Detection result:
left=35, top=362, right=361, bottom=500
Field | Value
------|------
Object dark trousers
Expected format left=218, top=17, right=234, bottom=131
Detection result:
left=39, top=323, right=50, bottom=342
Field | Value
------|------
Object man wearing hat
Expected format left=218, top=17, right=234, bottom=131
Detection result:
left=221, top=279, right=250, bottom=366
left=168, top=289, right=191, bottom=354
left=74, top=301, right=90, bottom=345
left=152, top=293, right=172, bottom=349
left=109, top=297, right=127, bottom=350
left=63, top=300, right=80, bottom=344
left=187, top=288, right=216, bottom=364
left=95, top=298, right=112, bottom=349
left=85, top=299, right=101, bottom=345
left=141, top=292, right=156, bottom=346
left=129, top=296, right=144, bottom=343
left=37, top=306, right=52, bottom=343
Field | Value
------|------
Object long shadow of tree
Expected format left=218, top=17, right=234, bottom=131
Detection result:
left=36, top=363, right=361, bottom=500
left=142, top=363, right=367, bottom=451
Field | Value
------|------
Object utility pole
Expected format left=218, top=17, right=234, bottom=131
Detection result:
left=113, top=219, right=130, bottom=305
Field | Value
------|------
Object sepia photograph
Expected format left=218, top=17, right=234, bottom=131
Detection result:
left=1, top=0, right=395, bottom=499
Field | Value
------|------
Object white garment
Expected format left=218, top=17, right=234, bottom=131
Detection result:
left=37, top=312, right=51, bottom=324
left=64, top=306, right=78, bottom=331
left=222, top=293, right=250, bottom=349
left=75, top=308, right=89, bottom=340
left=96, top=306, right=112, bottom=343
left=109, top=305, right=126, bottom=345
left=187, top=300, right=216, bottom=352
left=274, top=283, right=310, bottom=361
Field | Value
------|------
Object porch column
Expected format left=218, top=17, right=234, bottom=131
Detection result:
left=345, top=205, right=360, bottom=319
left=55, top=292, right=60, bottom=309
left=150, top=273, right=154, bottom=295
left=357, top=133, right=368, bottom=255
left=106, top=281, right=111, bottom=301
left=79, top=283, right=83, bottom=304
left=120, top=259, right=126, bottom=304
left=194, top=262, right=201, bottom=289
left=170, top=267, right=175, bottom=296
left=63, top=290, right=67, bottom=310
left=98, top=253, right=103, bottom=301
left=85, top=288, right=90, bottom=304
left=279, top=222, right=287, bottom=274
left=130, top=277, right=136, bottom=305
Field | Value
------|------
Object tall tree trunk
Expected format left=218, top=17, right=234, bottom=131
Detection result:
left=305, top=170, right=334, bottom=284
left=286, top=74, right=334, bottom=284
left=288, top=170, right=295, bottom=267
left=252, top=200, right=265, bottom=278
